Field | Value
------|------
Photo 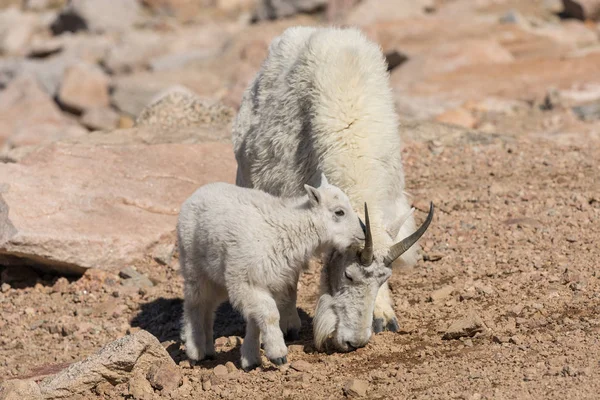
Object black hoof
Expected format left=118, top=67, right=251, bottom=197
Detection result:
left=243, top=363, right=261, bottom=372
left=373, top=318, right=384, bottom=334
left=386, top=318, right=400, bottom=332
left=204, top=353, right=216, bottom=360
left=269, top=356, right=288, bottom=366
left=285, top=329, right=300, bottom=341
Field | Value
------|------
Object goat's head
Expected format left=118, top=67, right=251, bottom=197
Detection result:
left=305, top=174, right=366, bottom=251
left=314, top=202, right=434, bottom=352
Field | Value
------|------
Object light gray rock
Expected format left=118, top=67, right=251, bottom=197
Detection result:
left=442, top=312, right=487, bottom=340
left=135, top=86, right=234, bottom=129
left=39, top=330, right=172, bottom=399
left=253, top=0, right=327, bottom=20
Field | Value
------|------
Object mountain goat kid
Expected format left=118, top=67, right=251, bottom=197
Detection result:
left=177, top=177, right=365, bottom=369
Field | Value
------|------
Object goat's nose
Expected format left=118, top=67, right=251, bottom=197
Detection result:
left=346, top=340, right=366, bottom=350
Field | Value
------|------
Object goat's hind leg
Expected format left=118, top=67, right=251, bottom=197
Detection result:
left=277, top=279, right=301, bottom=341
left=181, top=280, right=222, bottom=361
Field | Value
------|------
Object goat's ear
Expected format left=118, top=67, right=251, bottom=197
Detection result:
left=304, top=184, right=322, bottom=206
left=319, top=173, right=329, bottom=187
left=386, top=207, right=415, bottom=239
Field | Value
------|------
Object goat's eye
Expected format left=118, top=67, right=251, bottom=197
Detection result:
left=344, top=271, right=353, bottom=281
left=335, top=209, right=345, bottom=217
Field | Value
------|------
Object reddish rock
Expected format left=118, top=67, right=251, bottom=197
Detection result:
left=0, top=75, right=86, bottom=149
left=58, top=62, right=110, bottom=113
left=146, top=361, right=182, bottom=394
left=0, top=140, right=236, bottom=274
left=0, top=379, right=42, bottom=400
left=435, top=108, right=477, bottom=129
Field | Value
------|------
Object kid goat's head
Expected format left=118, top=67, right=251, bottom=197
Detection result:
left=304, top=174, right=366, bottom=250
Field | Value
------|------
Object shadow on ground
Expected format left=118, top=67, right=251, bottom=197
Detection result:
left=130, top=297, right=314, bottom=349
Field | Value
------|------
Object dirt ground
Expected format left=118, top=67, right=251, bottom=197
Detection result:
left=1, top=122, right=599, bottom=399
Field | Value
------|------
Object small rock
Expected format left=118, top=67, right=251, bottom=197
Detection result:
left=119, top=267, right=154, bottom=289
left=80, top=107, right=120, bottom=131
left=215, top=337, right=228, bottom=347
left=152, top=243, right=174, bottom=266
left=51, top=0, right=141, bottom=34
left=213, top=364, right=228, bottom=377
left=509, top=336, right=522, bottom=345
left=228, top=336, right=242, bottom=346
left=0, top=379, right=43, bottom=400
left=253, top=0, right=327, bottom=21
left=510, top=304, right=524, bottom=316
left=146, top=361, right=182, bottom=394
left=128, top=373, right=154, bottom=400
left=443, top=312, right=487, bottom=340
left=343, top=379, right=368, bottom=397
left=225, top=361, right=237, bottom=373
left=429, top=285, right=455, bottom=303
left=572, top=101, right=600, bottom=121
left=523, top=367, right=537, bottom=381
left=1, top=283, right=11, bottom=293
left=288, top=344, right=305, bottom=353
left=290, top=360, right=311, bottom=372
left=435, top=108, right=477, bottom=129
left=492, top=335, right=509, bottom=344
left=202, top=379, right=211, bottom=391
left=58, top=62, right=110, bottom=113
left=0, top=8, right=39, bottom=56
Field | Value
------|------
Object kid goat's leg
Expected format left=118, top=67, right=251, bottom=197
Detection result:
left=277, top=281, right=301, bottom=341
left=236, top=287, right=288, bottom=368
left=182, top=279, right=222, bottom=361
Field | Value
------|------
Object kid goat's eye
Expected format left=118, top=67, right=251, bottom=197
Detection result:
left=335, top=210, right=345, bottom=217
left=344, top=271, right=353, bottom=281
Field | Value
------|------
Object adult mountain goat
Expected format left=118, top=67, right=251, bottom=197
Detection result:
left=178, top=178, right=366, bottom=369
left=232, top=26, right=434, bottom=351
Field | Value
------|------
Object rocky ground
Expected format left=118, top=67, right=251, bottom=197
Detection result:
left=1, top=0, right=600, bottom=399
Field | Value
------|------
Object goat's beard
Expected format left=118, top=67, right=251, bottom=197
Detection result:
left=313, top=293, right=337, bottom=351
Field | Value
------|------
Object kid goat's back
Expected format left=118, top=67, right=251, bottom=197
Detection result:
left=177, top=177, right=365, bottom=369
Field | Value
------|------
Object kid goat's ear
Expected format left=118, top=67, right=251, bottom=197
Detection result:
left=304, top=184, right=322, bottom=206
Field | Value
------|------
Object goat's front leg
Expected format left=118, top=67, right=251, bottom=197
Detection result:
left=239, top=288, right=288, bottom=368
left=373, top=281, right=399, bottom=333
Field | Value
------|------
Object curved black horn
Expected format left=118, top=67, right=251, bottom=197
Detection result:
left=360, top=203, right=374, bottom=266
left=384, top=202, right=434, bottom=266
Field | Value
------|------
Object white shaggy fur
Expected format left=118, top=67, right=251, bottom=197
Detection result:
left=232, top=26, right=421, bottom=349
left=177, top=177, right=364, bottom=369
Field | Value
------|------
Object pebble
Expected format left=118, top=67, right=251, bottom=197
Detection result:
left=343, top=379, right=369, bottom=397
left=429, top=285, right=455, bottom=303
left=202, top=379, right=211, bottom=391
left=1, top=283, right=10, bottom=293
left=213, top=364, right=229, bottom=377
left=443, top=312, right=487, bottom=340
left=290, top=360, right=311, bottom=372
left=225, top=361, right=237, bottom=373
